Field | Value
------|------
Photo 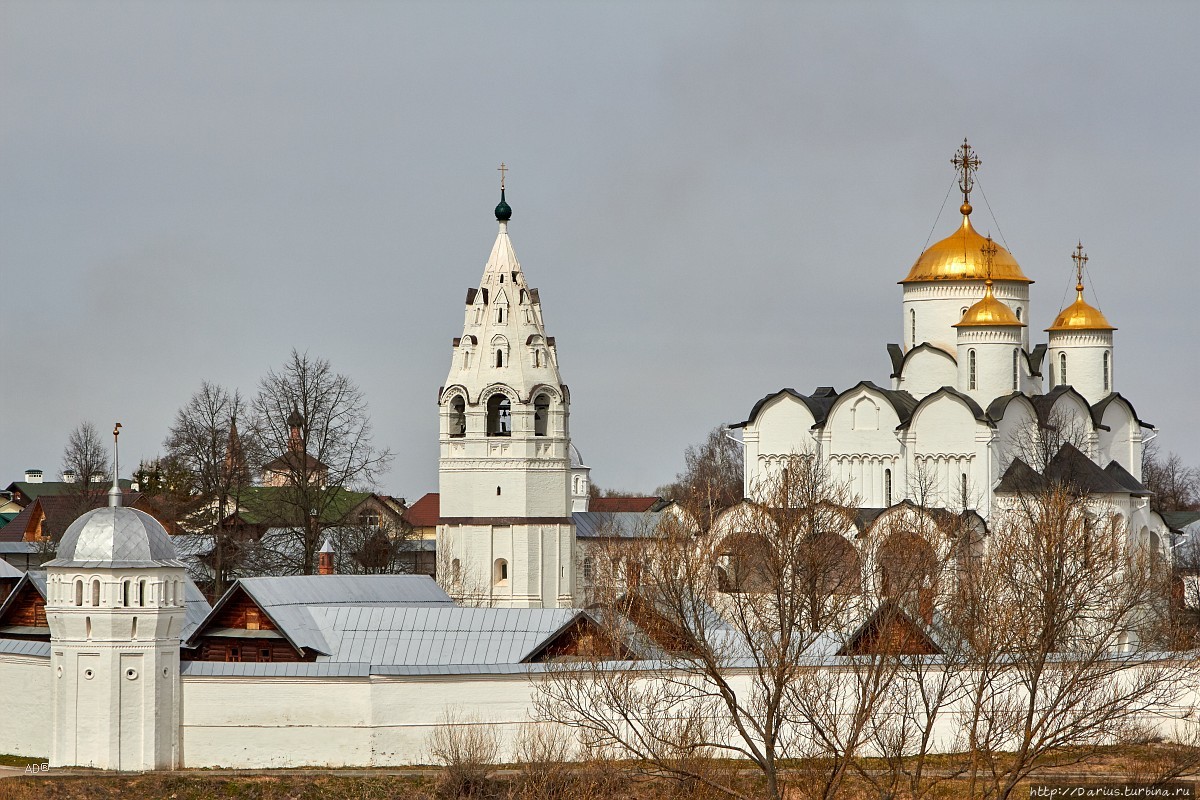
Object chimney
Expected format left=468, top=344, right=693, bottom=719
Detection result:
left=61, top=469, right=77, bottom=484
left=318, top=538, right=335, bottom=576
left=24, top=469, right=43, bottom=484
left=918, top=588, right=935, bottom=626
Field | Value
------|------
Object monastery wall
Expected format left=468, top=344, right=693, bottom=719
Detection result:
left=0, top=654, right=51, bottom=758
left=177, top=672, right=539, bottom=768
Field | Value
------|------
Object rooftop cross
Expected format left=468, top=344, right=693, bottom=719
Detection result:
left=952, top=138, right=982, bottom=209
left=1071, top=241, right=1089, bottom=291
left=497, top=161, right=508, bottom=191
left=981, top=234, right=998, bottom=285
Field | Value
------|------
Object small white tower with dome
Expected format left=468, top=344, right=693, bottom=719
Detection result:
left=1046, top=242, right=1117, bottom=404
left=44, top=426, right=186, bottom=771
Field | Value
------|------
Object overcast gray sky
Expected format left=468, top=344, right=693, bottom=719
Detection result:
left=3, top=1, right=1198, bottom=499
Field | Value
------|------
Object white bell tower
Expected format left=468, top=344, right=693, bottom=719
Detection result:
left=437, top=172, right=575, bottom=608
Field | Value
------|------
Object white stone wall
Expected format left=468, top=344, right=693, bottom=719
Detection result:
left=955, top=329, right=1023, bottom=406
left=897, top=346, right=957, bottom=398
left=903, top=280, right=1029, bottom=355
left=0, top=653, right=51, bottom=758
left=1048, top=330, right=1114, bottom=404
left=178, top=672, right=540, bottom=768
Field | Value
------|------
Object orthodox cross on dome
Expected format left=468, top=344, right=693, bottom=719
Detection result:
left=952, top=138, right=982, bottom=211
left=497, top=162, right=508, bottom=191
left=980, top=234, right=998, bottom=285
left=1071, top=240, right=1089, bottom=291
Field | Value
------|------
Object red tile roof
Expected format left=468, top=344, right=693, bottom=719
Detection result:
left=404, top=493, right=441, bottom=527
left=588, top=497, right=661, bottom=513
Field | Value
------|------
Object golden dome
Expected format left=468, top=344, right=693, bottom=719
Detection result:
left=901, top=213, right=1032, bottom=284
left=954, top=281, right=1025, bottom=328
left=1046, top=289, right=1116, bottom=332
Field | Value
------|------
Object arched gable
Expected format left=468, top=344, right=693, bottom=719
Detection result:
left=826, top=383, right=910, bottom=456
left=990, top=392, right=1038, bottom=469
left=908, top=389, right=990, bottom=456
left=477, top=383, right=519, bottom=405
left=1097, top=394, right=1139, bottom=476
left=751, top=391, right=819, bottom=454
left=1045, top=389, right=1093, bottom=432
left=897, top=344, right=958, bottom=399
left=439, top=384, right=471, bottom=406
left=526, top=384, right=562, bottom=404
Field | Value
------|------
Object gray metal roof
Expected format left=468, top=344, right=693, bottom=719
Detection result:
left=181, top=579, right=212, bottom=641
left=574, top=511, right=666, bottom=539
left=182, top=661, right=372, bottom=678
left=192, top=574, right=455, bottom=655
left=310, top=606, right=581, bottom=666
left=0, top=559, right=21, bottom=578
left=0, top=542, right=39, bottom=554
left=0, top=638, right=49, bottom=658
left=46, top=506, right=184, bottom=569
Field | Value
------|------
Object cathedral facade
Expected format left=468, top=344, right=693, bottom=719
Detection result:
left=734, top=141, right=1164, bottom=551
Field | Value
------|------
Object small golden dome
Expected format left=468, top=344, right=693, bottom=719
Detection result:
left=1046, top=289, right=1116, bottom=332
left=954, top=280, right=1025, bottom=328
left=901, top=213, right=1032, bottom=284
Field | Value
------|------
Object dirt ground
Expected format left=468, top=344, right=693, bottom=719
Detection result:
left=0, top=745, right=1196, bottom=800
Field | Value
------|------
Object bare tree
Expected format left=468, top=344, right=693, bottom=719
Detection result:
left=657, top=425, right=744, bottom=532
left=250, top=350, right=392, bottom=575
left=164, top=382, right=257, bottom=596
left=61, top=421, right=111, bottom=497
left=1142, top=439, right=1200, bottom=513
left=538, top=453, right=888, bottom=800
left=955, top=481, right=1195, bottom=800
left=326, top=518, right=423, bottom=575
left=436, top=545, right=495, bottom=607
left=1002, top=405, right=1092, bottom=473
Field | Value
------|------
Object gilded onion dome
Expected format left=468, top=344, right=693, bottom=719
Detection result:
left=954, top=279, right=1025, bottom=328
left=901, top=208, right=1033, bottom=284
left=1046, top=243, right=1115, bottom=331
left=1046, top=287, right=1115, bottom=331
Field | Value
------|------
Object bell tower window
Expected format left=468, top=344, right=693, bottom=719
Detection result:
left=495, top=305, right=506, bottom=324
left=495, top=349, right=505, bottom=368
left=968, top=349, right=977, bottom=390
left=534, top=394, right=550, bottom=437
left=487, top=395, right=511, bottom=436
left=1012, top=349, right=1020, bottom=391
left=449, top=397, right=466, bottom=438
left=1059, top=352, right=1068, bottom=386
left=910, top=309, right=916, bottom=348
left=1103, top=351, right=1110, bottom=392
left=884, top=468, right=893, bottom=506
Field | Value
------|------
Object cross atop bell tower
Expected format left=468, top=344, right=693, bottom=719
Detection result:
left=435, top=176, right=576, bottom=609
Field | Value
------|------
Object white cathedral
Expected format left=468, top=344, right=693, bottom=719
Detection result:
left=733, top=140, right=1161, bottom=558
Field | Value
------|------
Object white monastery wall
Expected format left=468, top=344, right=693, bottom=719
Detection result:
left=0, top=654, right=51, bottom=757
left=180, top=675, right=375, bottom=768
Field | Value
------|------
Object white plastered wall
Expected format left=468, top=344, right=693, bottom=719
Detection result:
left=0, top=654, right=51, bottom=757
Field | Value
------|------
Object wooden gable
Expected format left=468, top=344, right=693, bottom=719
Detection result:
left=184, top=584, right=310, bottom=663
left=840, top=604, right=940, bottom=657
left=0, top=579, right=49, bottom=640
left=527, top=615, right=634, bottom=663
